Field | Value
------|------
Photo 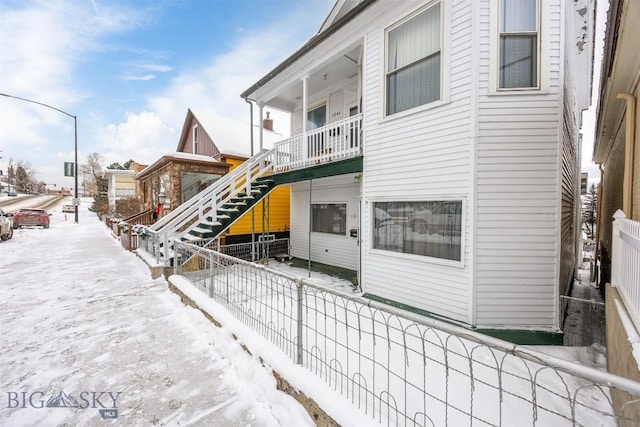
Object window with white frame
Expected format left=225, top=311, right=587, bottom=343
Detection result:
left=193, top=124, right=199, bottom=154
left=386, top=2, right=441, bottom=115
left=499, top=0, right=538, bottom=89
left=312, top=203, right=347, bottom=235
left=373, top=200, right=462, bottom=261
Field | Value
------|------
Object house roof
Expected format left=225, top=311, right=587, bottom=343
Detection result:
left=318, top=0, right=364, bottom=33
left=240, top=0, right=376, bottom=100
left=177, top=109, right=252, bottom=158
left=102, top=169, right=136, bottom=178
left=135, top=152, right=230, bottom=179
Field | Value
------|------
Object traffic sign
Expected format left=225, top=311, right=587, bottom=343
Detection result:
left=64, top=162, right=75, bottom=177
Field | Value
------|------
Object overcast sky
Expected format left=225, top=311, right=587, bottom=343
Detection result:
left=0, top=0, right=607, bottom=190
left=0, top=0, right=333, bottom=189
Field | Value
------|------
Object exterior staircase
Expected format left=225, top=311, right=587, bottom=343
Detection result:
left=143, top=148, right=276, bottom=263
left=179, top=178, right=276, bottom=244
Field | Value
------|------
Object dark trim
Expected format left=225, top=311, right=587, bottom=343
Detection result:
left=474, top=328, right=564, bottom=346
left=364, top=293, right=564, bottom=345
left=268, top=157, right=363, bottom=185
left=240, top=0, right=377, bottom=99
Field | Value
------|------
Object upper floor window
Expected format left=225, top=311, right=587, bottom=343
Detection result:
left=193, top=124, right=199, bottom=154
left=386, top=2, right=441, bottom=115
left=499, top=0, right=538, bottom=89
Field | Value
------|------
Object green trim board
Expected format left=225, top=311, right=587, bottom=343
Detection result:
left=285, top=257, right=358, bottom=286
left=269, top=157, right=363, bottom=185
left=364, top=293, right=564, bottom=345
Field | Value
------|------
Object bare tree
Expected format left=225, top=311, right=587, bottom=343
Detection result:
left=80, top=153, right=105, bottom=197
left=583, top=183, right=597, bottom=238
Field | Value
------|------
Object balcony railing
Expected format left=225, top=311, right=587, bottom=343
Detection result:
left=272, top=113, right=362, bottom=173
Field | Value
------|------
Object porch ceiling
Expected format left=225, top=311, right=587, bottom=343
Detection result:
left=262, top=45, right=361, bottom=111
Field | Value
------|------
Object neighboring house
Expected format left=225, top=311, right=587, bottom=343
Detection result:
left=102, top=168, right=137, bottom=212
left=592, top=0, right=640, bottom=418
left=137, top=109, right=290, bottom=243
left=135, top=152, right=230, bottom=218
left=236, top=0, right=594, bottom=343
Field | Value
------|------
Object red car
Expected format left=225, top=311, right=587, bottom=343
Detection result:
left=12, top=208, right=50, bottom=229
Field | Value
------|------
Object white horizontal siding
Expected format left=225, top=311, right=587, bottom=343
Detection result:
left=474, top=0, right=563, bottom=329
left=290, top=176, right=359, bottom=271
left=360, top=0, right=473, bottom=324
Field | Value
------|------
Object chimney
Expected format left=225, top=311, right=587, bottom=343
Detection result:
left=263, top=111, right=273, bottom=131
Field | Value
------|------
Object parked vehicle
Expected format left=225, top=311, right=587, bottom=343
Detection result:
left=7, top=190, right=17, bottom=197
left=62, top=204, right=75, bottom=213
left=0, top=209, right=13, bottom=240
left=12, top=208, right=50, bottom=229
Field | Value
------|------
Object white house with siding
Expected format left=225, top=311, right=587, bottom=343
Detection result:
left=240, top=0, right=594, bottom=343
left=102, top=168, right=137, bottom=213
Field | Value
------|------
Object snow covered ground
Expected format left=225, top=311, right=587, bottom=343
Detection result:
left=0, top=198, right=618, bottom=426
left=0, top=200, right=314, bottom=426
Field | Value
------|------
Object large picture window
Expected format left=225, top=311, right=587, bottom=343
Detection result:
left=499, top=0, right=538, bottom=89
left=312, top=203, right=347, bottom=235
left=373, top=200, right=462, bottom=261
left=386, top=2, right=441, bottom=115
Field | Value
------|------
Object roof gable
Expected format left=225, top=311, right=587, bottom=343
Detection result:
left=318, top=0, right=364, bottom=33
left=176, top=108, right=252, bottom=158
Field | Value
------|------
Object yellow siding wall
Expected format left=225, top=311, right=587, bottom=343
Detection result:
left=224, top=157, right=290, bottom=236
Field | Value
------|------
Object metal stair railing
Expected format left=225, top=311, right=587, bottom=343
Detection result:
left=144, top=148, right=275, bottom=263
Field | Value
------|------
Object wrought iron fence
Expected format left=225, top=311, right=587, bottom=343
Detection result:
left=173, top=241, right=640, bottom=426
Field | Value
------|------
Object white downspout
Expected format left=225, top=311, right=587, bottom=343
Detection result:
left=617, top=93, right=636, bottom=217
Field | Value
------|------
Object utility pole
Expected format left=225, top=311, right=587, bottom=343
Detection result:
left=1, top=93, right=79, bottom=223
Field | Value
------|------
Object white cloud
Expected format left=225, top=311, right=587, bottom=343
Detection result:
left=0, top=0, right=332, bottom=185
left=0, top=0, right=154, bottom=185
left=122, top=74, right=157, bottom=81
left=97, top=111, right=176, bottom=166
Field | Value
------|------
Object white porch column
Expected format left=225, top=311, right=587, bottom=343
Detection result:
left=258, top=102, right=265, bottom=153
left=302, top=74, right=309, bottom=161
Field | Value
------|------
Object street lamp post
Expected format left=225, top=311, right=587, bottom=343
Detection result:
left=0, top=92, right=79, bottom=223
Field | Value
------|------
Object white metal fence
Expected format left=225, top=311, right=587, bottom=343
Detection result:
left=611, top=210, right=640, bottom=332
left=173, top=241, right=640, bottom=427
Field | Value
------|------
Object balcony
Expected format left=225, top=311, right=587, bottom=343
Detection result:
left=271, top=113, right=362, bottom=173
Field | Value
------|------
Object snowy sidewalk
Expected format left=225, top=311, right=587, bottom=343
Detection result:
left=0, top=204, right=313, bottom=426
